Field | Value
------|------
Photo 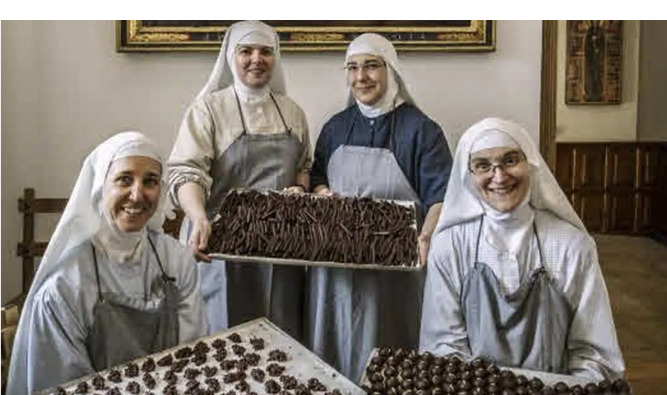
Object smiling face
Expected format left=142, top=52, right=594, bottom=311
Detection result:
left=234, top=44, right=275, bottom=89
left=346, top=53, right=388, bottom=106
left=103, top=156, right=162, bottom=232
left=469, top=146, right=531, bottom=212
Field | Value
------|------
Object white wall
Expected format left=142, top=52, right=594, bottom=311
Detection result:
left=556, top=20, right=641, bottom=142
left=1, top=20, right=542, bottom=303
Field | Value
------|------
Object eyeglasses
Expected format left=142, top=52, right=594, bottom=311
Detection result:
left=469, top=151, right=526, bottom=176
left=344, top=60, right=386, bottom=74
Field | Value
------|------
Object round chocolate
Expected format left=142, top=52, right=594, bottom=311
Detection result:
left=457, top=380, right=472, bottom=391
left=402, top=378, right=415, bottom=389
left=583, top=382, right=599, bottom=393
left=416, top=379, right=430, bottom=390
left=516, top=375, right=528, bottom=387
left=597, top=379, right=611, bottom=391
left=471, top=357, right=486, bottom=369
left=540, top=386, right=555, bottom=395
left=445, top=373, right=458, bottom=384
left=529, top=377, right=544, bottom=390
left=554, top=381, right=569, bottom=392
left=430, top=365, right=444, bottom=376
left=369, top=372, right=383, bottom=383
left=386, top=377, right=399, bottom=388
left=472, top=377, right=486, bottom=388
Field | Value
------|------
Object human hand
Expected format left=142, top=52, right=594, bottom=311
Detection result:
left=418, top=233, right=431, bottom=266
left=284, top=185, right=306, bottom=194
left=188, top=216, right=212, bottom=263
left=315, top=187, right=334, bottom=197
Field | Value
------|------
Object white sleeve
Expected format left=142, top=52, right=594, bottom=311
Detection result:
left=167, top=100, right=216, bottom=207
left=26, top=282, right=94, bottom=393
left=172, top=243, right=209, bottom=342
left=419, top=231, right=472, bottom=358
left=566, top=237, right=626, bottom=381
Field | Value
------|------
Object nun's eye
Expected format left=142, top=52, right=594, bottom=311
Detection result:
left=260, top=48, right=274, bottom=56
left=501, top=153, right=523, bottom=167
left=363, top=61, right=384, bottom=72
left=471, top=161, right=492, bottom=175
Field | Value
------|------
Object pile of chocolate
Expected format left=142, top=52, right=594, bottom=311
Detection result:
left=362, top=348, right=632, bottom=395
left=52, top=331, right=346, bottom=395
left=209, top=189, right=418, bottom=267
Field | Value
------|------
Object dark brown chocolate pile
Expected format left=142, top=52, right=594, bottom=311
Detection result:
left=363, top=347, right=633, bottom=395
left=209, top=189, right=418, bottom=267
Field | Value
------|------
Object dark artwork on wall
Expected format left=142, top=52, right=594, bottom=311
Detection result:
left=116, top=20, right=495, bottom=52
left=566, top=20, right=623, bottom=104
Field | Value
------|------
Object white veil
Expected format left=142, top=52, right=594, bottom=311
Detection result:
left=194, top=20, right=286, bottom=102
left=344, top=33, right=416, bottom=116
left=434, top=117, right=586, bottom=234
left=7, top=131, right=168, bottom=395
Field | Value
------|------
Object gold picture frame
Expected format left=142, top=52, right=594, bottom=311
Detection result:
left=565, top=20, right=623, bottom=104
left=116, top=20, right=496, bottom=52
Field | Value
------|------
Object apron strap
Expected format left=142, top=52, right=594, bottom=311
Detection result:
left=532, top=221, right=546, bottom=270
left=343, top=111, right=359, bottom=145
left=389, top=100, right=397, bottom=152
left=232, top=87, right=249, bottom=136
left=474, top=216, right=484, bottom=266
left=147, top=235, right=176, bottom=283
left=90, top=242, right=104, bottom=302
left=269, top=93, right=291, bottom=135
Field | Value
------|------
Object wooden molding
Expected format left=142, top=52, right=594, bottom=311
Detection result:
left=540, top=21, right=558, bottom=172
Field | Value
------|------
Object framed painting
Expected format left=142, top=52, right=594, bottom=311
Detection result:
left=565, top=20, right=623, bottom=104
left=116, top=20, right=495, bottom=52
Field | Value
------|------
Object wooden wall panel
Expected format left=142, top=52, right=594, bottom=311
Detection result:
left=556, top=142, right=667, bottom=237
left=577, top=194, right=606, bottom=232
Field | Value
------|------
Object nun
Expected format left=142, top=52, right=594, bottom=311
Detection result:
left=420, top=117, right=625, bottom=380
left=167, top=20, right=312, bottom=338
left=7, top=132, right=207, bottom=395
left=307, top=33, right=453, bottom=382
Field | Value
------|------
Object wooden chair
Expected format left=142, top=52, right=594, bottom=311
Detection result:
left=1, top=297, right=24, bottom=394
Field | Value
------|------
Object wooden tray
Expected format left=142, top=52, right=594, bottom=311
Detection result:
left=38, top=318, right=364, bottom=395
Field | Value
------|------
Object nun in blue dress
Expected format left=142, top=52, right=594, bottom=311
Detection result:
left=306, top=33, right=453, bottom=382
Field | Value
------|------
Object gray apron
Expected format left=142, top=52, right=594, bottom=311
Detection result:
left=196, top=90, right=305, bottom=339
left=306, top=110, right=425, bottom=383
left=462, top=217, right=573, bottom=373
left=86, top=235, right=179, bottom=371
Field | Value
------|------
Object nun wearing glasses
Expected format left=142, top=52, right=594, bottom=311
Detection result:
left=420, top=118, right=625, bottom=381
left=307, top=33, right=453, bottom=382
left=167, top=21, right=312, bottom=338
